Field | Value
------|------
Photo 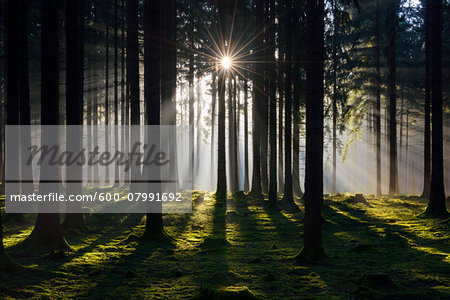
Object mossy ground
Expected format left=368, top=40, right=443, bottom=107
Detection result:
left=1, top=192, right=449, bottom=299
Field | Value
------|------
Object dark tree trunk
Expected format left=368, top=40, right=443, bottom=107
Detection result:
left=426, top=0, right=447, bottom=217
left=268, top=0, right=277, bottom=205
left=1, top=0, right=21, bottom=271
left=251, top=0, right=263, bottom=199
left=296, top=0, right=326, bottom=262
left=62, top=0, right=88, bottom=231
left=260, top=0, right=269, bottom=195
left=282, top=0, right=293, bottom=203
left=374, top=0, right=381, bottom=196
left=228, top=76, right=236, bottom=192
left=114, top=0, right=120, bottom=186
left=6, top=0, right=20, bottom=198
left=421, top=0, right=431, bottom=198
left=128, top=0, right=140, bottom=192
left=144, top=0, right=166, bottom=237
left=387, top=0, right=398, bottom=195
left=121, top=0, right=128, bottom=184
left=24, top=0, right=69, bottom=250
left=243, top=78, right=250, bottom=192
left=277, top=0, right=285, bottom=194
left=104, top=4, right=110, bottom=185
left=216, top=0, right=230, bottom=199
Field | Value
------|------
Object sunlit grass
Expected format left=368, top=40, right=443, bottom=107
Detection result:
left=1, top=193, right=449, bottom=298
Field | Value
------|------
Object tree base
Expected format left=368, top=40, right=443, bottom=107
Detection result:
left=22, top=227, right=70, bottom=252
left=248, top=190, right=263, bottom=201
left=62, top=214, right=90, bottom=233
left=140, top=228, right=175, bottom=246
left=294, top=246, right=327, bottom=263
left=418, top=209, right=449, bottom=219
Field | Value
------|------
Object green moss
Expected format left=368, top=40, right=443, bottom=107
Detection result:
left=0, top=194, right=448, bottom=298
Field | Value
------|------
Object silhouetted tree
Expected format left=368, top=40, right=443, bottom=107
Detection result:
left=128, top=0, right=140, bottom=192
left=387, top=0, right=399, bottom=195
left=426, top=0, right=448, bottom=217
left=62, top=0, right=88, bottom=231
left=421, top=0, right=431, bottom=199
left=24, top=0, right=69, bottom=250
left=268, top=0, right=277, bottom=205
left=282, top=0, right=293, bottom=204
left=296, top=0, right=326, bottom=261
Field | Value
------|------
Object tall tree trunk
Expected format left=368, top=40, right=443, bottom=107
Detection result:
left=5, top=0, right=21, bottom=224
left=121, top=0, right=128, bottom=185
left=144, top=0, right=167, bottom=237
left=251, top=0, right=263, bottom=198
left=296, top=0, right=326, bottom=262
left=0, top=2, right=4, bottom=185
left=104, top=5, right=110, bottom=185
left=114, top=0, right=120, bottom=186
left=228, top=76, right=236, bottom=192
left=426, top=0, right=447, bottom=217
left=62, top=0, right=88, bottom=231
left=128, top=0, right=140, bottom=192
left=260, top=0, right=269, bottom=195
left=243, top=78, right=250, bottom=192
left=277, top=0, right=285, bottom=194
left=24, top=0, right=69, bottom=250
left=387, top=0, right=398, bottom=195
left=374, top=0, right=382, bottom=196
left=421, top=0, right=431, bottom=198
left=268, top=0, right=277, bottom=205
left=282, top=0, right=293, bottom=203
left=216, top=0, right=229, bottom=198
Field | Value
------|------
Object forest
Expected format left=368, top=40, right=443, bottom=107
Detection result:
left=0, top=0, right=449, bottom=298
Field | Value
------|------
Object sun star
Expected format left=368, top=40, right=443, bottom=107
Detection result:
left=221, top=56, right=232, bottom=70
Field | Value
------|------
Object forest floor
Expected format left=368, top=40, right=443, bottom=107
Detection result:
left=1, top=192, right=449, bottom=299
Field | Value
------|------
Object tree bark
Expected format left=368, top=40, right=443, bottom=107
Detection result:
left=24, top=0, right=69, bottom=250
left=144, top=0, right=166, bottom=237
left=243, top=78, right=250, bottom=192
left=268, top=0, right=278, bottom=205
left=128, top=0, right=140, bottom=192
left=63, top=0, right=88, bottom=231
left=374, top=0, right=382, bottom=196
left=421, top=0, right=431, bottom=198
left=387, top=0, right=398, bottom=195
left=296, top=0, right=326, bottom=262
left=426, top=0, right=447, bottom=217
left=282, top=0, right=293, bottom=203
left=251, top=0, right=264, bottom=199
